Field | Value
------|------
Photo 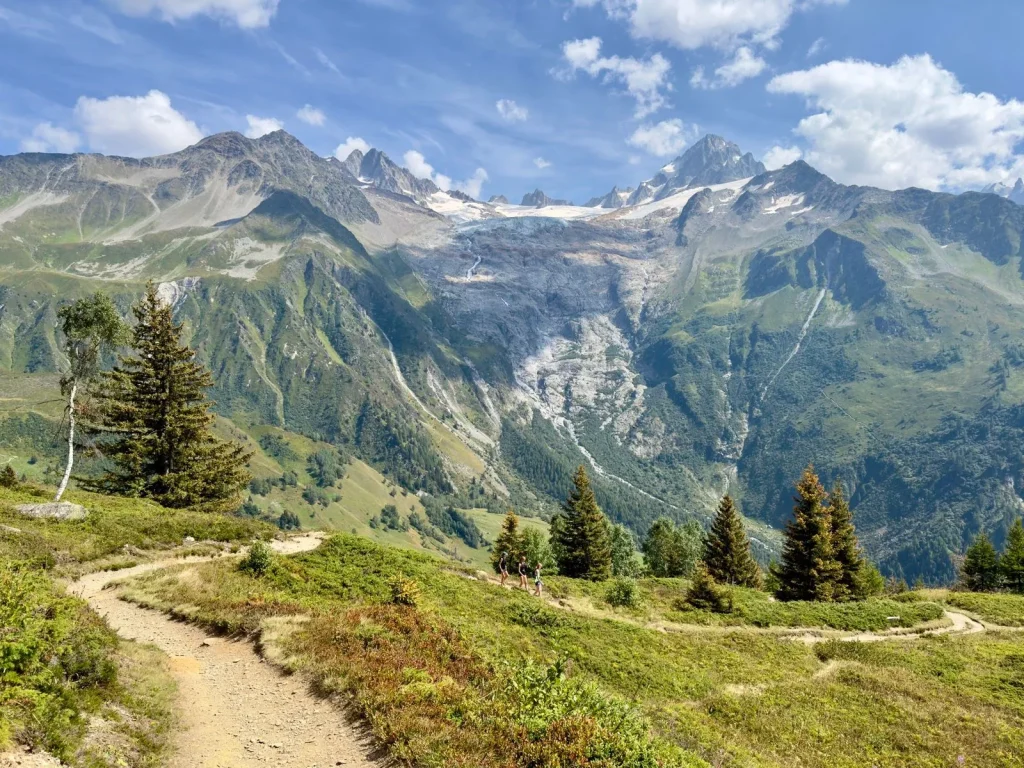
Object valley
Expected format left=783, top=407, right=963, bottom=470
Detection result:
left=5, top=132, right=1024, bottom=580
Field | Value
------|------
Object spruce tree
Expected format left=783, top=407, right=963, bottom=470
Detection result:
left=703, top=495, right=762, bottom=588
left=88, top=283, right=251, bottom=511
left=828, top=481, right=867, bottom=601
left=776, top=466, right=842, bottom=602
left=961, top=532, right=1001, bottom=592
left=491, top=510, right=524, bottom=574
left=1000, top=518, right=1024, bottom=594
left=554, top=465, right=612, bottom=581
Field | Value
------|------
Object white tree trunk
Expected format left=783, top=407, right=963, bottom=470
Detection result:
left=55, top=381, right=76, bottom=502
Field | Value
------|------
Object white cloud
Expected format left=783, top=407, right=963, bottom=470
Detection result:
left=560, top=36, right=672, bottom=117
left=109, top=0, right=278, bottom=28
left=807, top=37, right=826, bottom=58
left=763, top=145, right=802, bottom=169
left=458, top=168, right=489, bottom=199
left=334, top=136, right=371, bottom=160
left=20, top=122, right=81, bottom=154
left=627, top=118, right=698, bottom=156
left=297, top=105, right=326, bottom=126
left=314, top=47, right=341, bottom=74
left=534, top=157, right=552, bottom=169
left=496, top=99, right=528, bottom=122
left=403, top=150, right=488, bottom=199
left=768, top=54, right=1024, bottom=190
left=691, top=46, right=767, bottom=89
left=244, top=115, right=284, bottom=138
left=574, top=0, right=845, bottom=51
left=74, top=90, right=203, bottom=157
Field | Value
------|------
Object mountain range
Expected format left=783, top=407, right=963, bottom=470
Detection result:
left=4, top=130, right=1024, bottom=581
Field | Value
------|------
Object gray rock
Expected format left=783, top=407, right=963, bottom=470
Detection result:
left=14, top=502, right=88, bottom=521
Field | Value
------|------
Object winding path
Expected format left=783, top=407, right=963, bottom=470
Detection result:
left=69, top=535, right=382, bottom=768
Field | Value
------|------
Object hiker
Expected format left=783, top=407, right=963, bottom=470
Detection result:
left=499, top=551, right=509, bottom=586
left=534, top=562, right=543, bottom=597
left=518, top=555, right=529, bottom=590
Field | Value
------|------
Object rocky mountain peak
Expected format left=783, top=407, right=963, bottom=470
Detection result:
left=521, top=189, right=573, bottom=207
left=626, top=134, right=767, bottom=206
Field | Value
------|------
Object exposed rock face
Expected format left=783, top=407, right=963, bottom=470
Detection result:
left=521, top=189, right=573, bottom=207
left=627, top=134, right=766, bottom=205
left=16, top=502, right=88, bottom=521
left=488, top=194, right=509, bottom=204
left=585, top=186, right=634, bottom=208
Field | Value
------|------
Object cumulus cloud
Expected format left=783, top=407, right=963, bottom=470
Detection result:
left=296, top=105, right=326, bottom=126
left=763, top=144, right=802, bottom=170
left=403, top=150, right=488, bottom=199
left=767, top=54, right=1024, bottom=190
left=109, top=0, right=279, bottom=28
left=20, top=122, right=82, bottom=154
left=627, top=118, right=698, bottom=156
left=560, top=36, right=672, bottom=117
left=690, top=46, right=767, bottom=89
left=244, top=115, right=284, bottom=138
left=496, top=99, right=528, bottom=122
left=534, top=157, right=552, bottom=169
left=334, top=136, right=370, bottom=160
left=74, top=90, right=203, bottom=156
left=573, top=0, right=844, bottom=51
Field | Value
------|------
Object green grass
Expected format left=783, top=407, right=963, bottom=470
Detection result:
left=119, top=534, right=1024, bottom=768
left=0, top=485, right=273, bottom=571
left=545, top=576, right=946, bottom=631
left=0, top=482, right=269, bottom=763
left=940, top=590, right=1024, bottom=627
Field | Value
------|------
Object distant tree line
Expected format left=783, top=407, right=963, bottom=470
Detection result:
left=960, top=519, right=1024, bottom=593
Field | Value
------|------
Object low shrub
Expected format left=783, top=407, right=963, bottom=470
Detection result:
left=239, top=541, right=273, bottom=577
left=605, top=577, right=642, bottom=609
left=389, top=576, right=421, bottom=607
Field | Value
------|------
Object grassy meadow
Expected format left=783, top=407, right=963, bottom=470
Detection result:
left=121, top=533, right=1024, bottom=768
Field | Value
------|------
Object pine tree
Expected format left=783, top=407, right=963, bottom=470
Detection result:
left=776, top=466, right=842, bottom=602
left=703, top=495, right=762, bottom=588
left=961, top=532, right=1001, bottom=592
left=1001, top=518, right=1024, bottom=594
left=491, top=510, right=524, bottom=574
left=827, top=481, right=867, bottom=601
left=87, top=283, right=251, bottom=511
left=554, top=465, right=612, bottom=581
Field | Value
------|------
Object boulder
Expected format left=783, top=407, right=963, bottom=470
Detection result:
left=14, top=502, right=88, bottom=521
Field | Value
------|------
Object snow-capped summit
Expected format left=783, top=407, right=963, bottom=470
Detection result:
left=983, top=177, right=1024, bottom=206
left=585, top=186, right=634, bottom=209
left=626, top=135, right=766, bottom=206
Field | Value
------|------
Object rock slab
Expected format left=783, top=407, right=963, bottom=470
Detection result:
left=15, top=502, right=88, bottom=521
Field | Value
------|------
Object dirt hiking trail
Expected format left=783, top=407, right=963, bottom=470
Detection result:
left=70, top=534, right=383, bottom=768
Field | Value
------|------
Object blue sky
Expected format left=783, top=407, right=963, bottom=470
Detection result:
left=3, top=0, right=1024, bottom=203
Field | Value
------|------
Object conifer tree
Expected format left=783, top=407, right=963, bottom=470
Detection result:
left=87, top=283, right=251, bottom=511
left=554, top=465, right=612, bottom=581
left=961, top=532, right=1001, bottom=592
left=491, top=510, right=524, bottom=574
left=703, top=495, right=762, bottom=588
left=776, top=466, right=842, bottom=602
left=827, top=481, right=867, bottom=601
left=1000, top=518, right=1024, bottom=594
